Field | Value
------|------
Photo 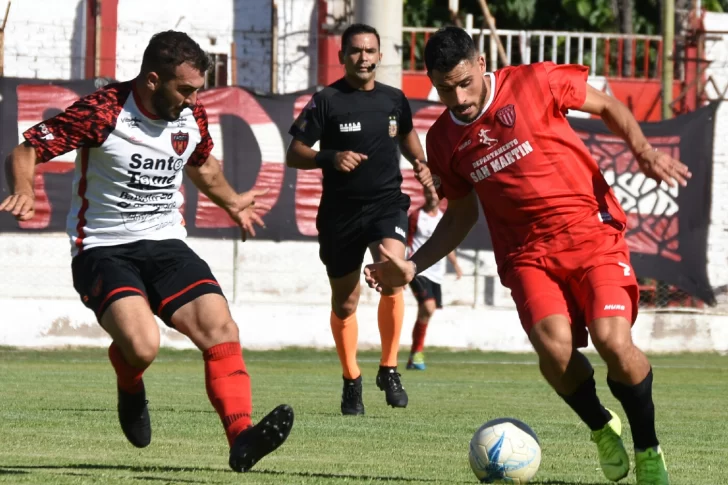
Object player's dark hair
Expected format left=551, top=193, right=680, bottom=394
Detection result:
left=424, top=26, right=478, bottom=74
left=341, top=23, right=381, bottom=51
left=141, top=31, right=211, bottom=80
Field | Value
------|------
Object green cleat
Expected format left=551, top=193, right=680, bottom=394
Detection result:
left=590, top=409, right=630, bottom=482
left=635, top=447, right=669, bottom=484
left=406, top=352, right=426, bottom=370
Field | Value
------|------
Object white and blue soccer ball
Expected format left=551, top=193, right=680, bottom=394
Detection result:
left=468, top=418, right=542, bottom=484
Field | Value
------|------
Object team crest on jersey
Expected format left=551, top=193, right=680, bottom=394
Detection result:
left=496, top=104, right=516, bottom=127
left=171, top=131, right=189, bottom=156
left=388, top=115, right=398, bottom=137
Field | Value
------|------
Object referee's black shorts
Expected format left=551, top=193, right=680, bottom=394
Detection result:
left=317, top=192, right=410, bottom=279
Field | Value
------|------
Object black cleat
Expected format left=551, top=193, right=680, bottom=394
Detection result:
left=376, top=366, right=408, bottom=408
left=341, top=375, right=365, bottom=415
left=117, top=383, right=151, bottom=448
left=229, top=404, right=294, bottom=473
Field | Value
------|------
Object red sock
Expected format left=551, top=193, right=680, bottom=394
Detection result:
left=411, top=319, right=428, bottom=354
left=203, top=342, right=253, bottom=447
left=108, top=342, right=147, bottom=394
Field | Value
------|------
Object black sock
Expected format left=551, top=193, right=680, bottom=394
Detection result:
left=607, top=368, right=659, bottom=450
left=558, top=373, right=612, bottom=431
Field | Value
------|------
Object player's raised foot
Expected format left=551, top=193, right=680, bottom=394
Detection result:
left=117, top=383, right=151, bottom=448
left=229, top=404, right=294, bottom=473
left=376, top=366, right=408, bottom=408
left=635, top=447, right=669, bottom=485
left=590, top=409, right=629, bottom=482
left=406, top=352, right=426, bottom=371
left=341, top=375, right=365, bottom=415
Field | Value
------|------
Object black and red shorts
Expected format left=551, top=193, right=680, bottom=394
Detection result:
left=71, top=239, right=224, bottom=326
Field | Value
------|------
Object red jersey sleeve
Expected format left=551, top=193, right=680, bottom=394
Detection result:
left=22, top=85, right=124, bottom=163
left=426, top=128, right=471, bottom=201
left=542, top=62, right=589, bottom=113
left=188, top=103, right=214, bottom=167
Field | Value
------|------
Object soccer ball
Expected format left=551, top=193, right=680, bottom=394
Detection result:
left=468, top=418, right=541, bottom=484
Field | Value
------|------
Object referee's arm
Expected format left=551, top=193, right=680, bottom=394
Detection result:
left=286, top=139, right=319, bottom=170
left=398, top=128, right=426, bottom=167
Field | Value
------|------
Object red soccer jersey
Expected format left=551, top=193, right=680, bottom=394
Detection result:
left=427, top=62, right=627, bottom=277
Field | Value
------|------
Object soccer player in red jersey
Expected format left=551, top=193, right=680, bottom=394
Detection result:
left=364, top=27, right=685, bottom=484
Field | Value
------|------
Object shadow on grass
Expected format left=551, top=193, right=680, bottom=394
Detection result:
left=536, top=480, right=609, bottom=485
left=4, top=463, right=475, bottom=483
left=251, top=469, right=473, bottom=483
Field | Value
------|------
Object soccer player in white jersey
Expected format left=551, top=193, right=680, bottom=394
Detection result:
left=0, top=31, right=293, bottom=473
left=405, top=186, right=462, bottom=370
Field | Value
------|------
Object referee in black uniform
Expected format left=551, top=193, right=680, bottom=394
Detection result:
left=286, top=23, right=432, bottom=416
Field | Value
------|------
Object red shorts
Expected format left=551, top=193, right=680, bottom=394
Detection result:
left=503, top=234, right=639, bottom=348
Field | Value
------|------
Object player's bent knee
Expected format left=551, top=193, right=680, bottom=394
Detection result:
left=123, top=335, right=160, bottom=368
left=589, top=316, right=634, bottom=359
left=529, top=315, right=573, bottom=362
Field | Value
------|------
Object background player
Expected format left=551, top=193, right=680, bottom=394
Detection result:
left=364, top=26, right=685, bottom=484
left=0, top=31, right=293, bottom=473
left=406, top=185, right=462, bottom=370
left=286, top=23, right=433, bottom=415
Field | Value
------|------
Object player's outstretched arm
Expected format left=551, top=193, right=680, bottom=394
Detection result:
left=0, top=142, right=40, bottom=221
left=185, top=154, right=270, bottom=241
left=579, top=85, right=691, bottom=188
left=364, top=190, right=478, bottom=291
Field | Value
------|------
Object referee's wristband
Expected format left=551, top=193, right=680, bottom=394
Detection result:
left=314, top=150, right=337, bottom=170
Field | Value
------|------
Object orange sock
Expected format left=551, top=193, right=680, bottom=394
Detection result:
left=330, top=311, right=360, bottom=379
left=378, top=292, right=405, bottom=367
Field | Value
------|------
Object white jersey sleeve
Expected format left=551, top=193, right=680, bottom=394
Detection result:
left=23, top=81, right=215, bottom=256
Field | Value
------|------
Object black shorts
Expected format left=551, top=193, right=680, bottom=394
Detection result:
left=409, top=275, right=443, bottom=309
left=71, top=239, right=225, bottom=326
left=317, top=192, right=410, bottom=279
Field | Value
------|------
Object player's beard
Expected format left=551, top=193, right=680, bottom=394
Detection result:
left=151, top=87, right=184, bottom=122
left=451, top=77, right=489, bottom=123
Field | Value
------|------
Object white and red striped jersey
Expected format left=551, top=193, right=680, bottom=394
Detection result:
left=407, top=206, right=446, bottom=284
left=23, top=81, right=213, bottom=256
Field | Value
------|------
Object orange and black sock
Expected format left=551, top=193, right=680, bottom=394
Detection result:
left=330, top=312, right=360, bottom=379
left=203, top=342, right=253, bottom=447
left=378, top=292, right=405, bottom=367
left=108, top=342, right=147, bottom=394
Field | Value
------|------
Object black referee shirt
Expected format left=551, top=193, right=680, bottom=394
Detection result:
left=289, top=78, right=414, bottom=204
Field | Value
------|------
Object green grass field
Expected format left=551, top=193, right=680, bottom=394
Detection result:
left=1, top=347, right=726, bottom=484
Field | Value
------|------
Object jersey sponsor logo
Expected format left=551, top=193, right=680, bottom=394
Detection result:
left=395, top=226, right=406, bottom=238
left=388, top=115, right=398, bottom=137
left=458, top=139, right=472, bottom=151
left=171, top=131, right=189, bottom=156
left=496, top=104, right=516, bottom=127
left=468, top=139, right=534, bottom=182
left=603, top=304, right=626, bottom=311
left=478, top=128, right=498, bottom=148
left=127, top=153, right=184, bottom=191
left=339, top=122, right=361, bottom=133
left=173, top=116, right=188, bottom=127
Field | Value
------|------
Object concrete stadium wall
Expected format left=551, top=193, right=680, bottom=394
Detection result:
left=1, top=235, right=727, bottom=353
